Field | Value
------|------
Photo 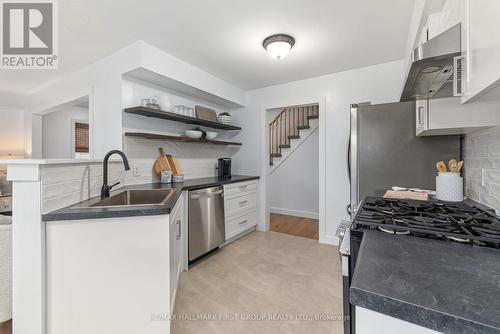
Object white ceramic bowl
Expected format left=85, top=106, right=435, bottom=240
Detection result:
left=185, top=130, right=203, bottom=139
left=205, top=132, right=218, bottom=140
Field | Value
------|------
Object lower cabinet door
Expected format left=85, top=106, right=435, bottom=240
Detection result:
left=175, top=217, right=182, bottom=281
left=169, top=218, right=177, bottom=311
left=225, top=192, right=257, bottom=217
left=225, top=210, right=257, bottom=240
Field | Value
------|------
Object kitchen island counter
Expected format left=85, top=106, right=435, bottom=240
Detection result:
left=350, top=230, right=500, bottom=334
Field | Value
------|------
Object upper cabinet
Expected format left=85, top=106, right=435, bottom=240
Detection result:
left=416, top=95, right=500, bottom=137
left=413, top=0, right=500, bottom=103
left=461, top=0, right=500, bottom=103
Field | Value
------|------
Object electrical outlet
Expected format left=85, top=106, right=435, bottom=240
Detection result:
left=133, top=166, right=140, bottom=177
left=481, top=168, right=486, bottom=186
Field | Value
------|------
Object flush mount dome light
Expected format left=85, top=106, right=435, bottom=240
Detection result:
left=263, top=34, right=295, bottom=59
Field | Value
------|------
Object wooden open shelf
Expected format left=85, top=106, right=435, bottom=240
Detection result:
left=124, top=132, right=242, bottom=146
left=123, top=106, right=241, bottom=131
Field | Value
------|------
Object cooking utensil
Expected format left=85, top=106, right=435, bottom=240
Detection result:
left=195, top=105, right=218, bottom=122
left=154, top=147, right=171, bottom=176
left=456, top=160, right=464, bottom=173
left=436, top=161, right=447, bottom=173
left=448, top=159, right=458, bottom=173
left=170, top=156, right=181, bottom=176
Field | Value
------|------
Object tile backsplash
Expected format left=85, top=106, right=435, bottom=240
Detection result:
left=41, top=162, right=125, bottom=214
left=123, top=136, right=239, bottom=184
left=463, top=127, right=500, bottom=211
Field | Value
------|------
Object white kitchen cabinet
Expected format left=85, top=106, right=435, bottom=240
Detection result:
left=225, top=210, right=258, bottom=240
left=223, top=180, right=258, bottom=242
left=355, top=307, right=440, bottom=334
left=416, top=96, right=500, bottom=136
left=169, top=193, right=185, bottom=312
left=461, top=0, right=500, bottom=103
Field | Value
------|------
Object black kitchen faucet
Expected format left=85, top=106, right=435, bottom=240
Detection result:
left=101, top=150, right=130, bottom=199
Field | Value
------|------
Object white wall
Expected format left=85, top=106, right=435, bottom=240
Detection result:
left=269, top=129, right=319, bottom=219
left=42, top=107, right=89, bottom=159
left=0, top=106, right=25, bottom=157
left=233, top=59, right=406, bottom=244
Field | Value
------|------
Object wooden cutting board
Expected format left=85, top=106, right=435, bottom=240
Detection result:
left=154, top=147, right=171, bottom=176
left=166, top=155, right=181, bottom=176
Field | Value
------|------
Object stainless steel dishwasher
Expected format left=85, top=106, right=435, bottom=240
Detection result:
left=188, top=186, right=225, bottom=262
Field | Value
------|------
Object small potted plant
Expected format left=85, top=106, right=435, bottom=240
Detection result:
left=218, top=112, right=231, bottom=124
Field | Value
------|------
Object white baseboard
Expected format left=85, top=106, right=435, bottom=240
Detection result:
left=269, top=207, right=319, bottom=220
left=256, top=224, right=268, bottom=232
left=319, top=234, right=339, bottom=246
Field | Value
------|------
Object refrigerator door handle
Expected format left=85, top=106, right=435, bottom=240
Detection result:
left=347, top=133, right=351, bottom=185
left=349, top=104, right=359, bottom=214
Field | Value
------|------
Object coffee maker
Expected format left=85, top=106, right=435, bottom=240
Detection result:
left=217, top=158, right=232, bottom=179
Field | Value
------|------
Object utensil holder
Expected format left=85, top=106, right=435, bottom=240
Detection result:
left=436, top=172, right=463, bottom=202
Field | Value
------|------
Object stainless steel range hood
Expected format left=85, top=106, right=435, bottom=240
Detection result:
left=400, top=24, right=462, bottom=102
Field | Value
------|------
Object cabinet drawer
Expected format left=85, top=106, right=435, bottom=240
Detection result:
left=224, top=181, right=258, bottom=197
left=225, top=210, right=257, bottom=240
left=225, top=192, right=257, bottom=218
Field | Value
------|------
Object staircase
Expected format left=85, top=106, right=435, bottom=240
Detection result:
left=269, top=104, right=319, bottom=167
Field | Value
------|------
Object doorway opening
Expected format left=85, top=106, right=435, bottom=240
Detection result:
left=266, top=103, right=320, bottom=240
left=31, top=95, right=92, bottom=159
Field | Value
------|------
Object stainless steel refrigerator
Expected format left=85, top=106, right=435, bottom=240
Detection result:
left=348, top=101, right=461, bottom=215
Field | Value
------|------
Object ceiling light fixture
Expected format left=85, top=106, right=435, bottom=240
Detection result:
left=263, top=34, right=295, bottom=59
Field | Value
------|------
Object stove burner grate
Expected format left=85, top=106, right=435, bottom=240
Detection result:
left=353, top=197, right=500, bottom=248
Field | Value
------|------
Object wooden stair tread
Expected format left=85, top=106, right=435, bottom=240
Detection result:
left=279, top=144, right=291, bottom=148
left=307, top=115, right=319, bottom=119
left=270, top=153, right=282, bottom=157
left=297, top=125, right=310, bottom=130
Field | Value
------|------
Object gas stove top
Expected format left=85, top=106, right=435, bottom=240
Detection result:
left=352, top=197, right=500, bottom=248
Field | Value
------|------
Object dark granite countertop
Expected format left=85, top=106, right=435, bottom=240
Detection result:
left=350, top=230, right=500, bottom=334
left=43, top=175, right=259, bottom=222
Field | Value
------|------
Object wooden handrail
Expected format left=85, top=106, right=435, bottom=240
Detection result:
left=269, top=104, right=318, bottom=165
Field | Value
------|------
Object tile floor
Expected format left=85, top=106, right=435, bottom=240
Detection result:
left=172, top=231, right=343, bottom=334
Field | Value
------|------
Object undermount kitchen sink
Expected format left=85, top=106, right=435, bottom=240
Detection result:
left=72, top=189, right=175, bottom=209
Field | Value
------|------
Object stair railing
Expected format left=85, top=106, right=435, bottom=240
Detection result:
left=269, top=104, right=319, bottom=165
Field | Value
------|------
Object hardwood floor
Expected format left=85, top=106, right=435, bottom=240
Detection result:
left=270, top=213, right=319, bottom=240
left=172, top=231, right=342, bottom=334
left=0, top=321, right=11, bottom=334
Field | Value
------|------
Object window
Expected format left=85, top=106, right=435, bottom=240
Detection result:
left=74, top=122, right=89, bottom=154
